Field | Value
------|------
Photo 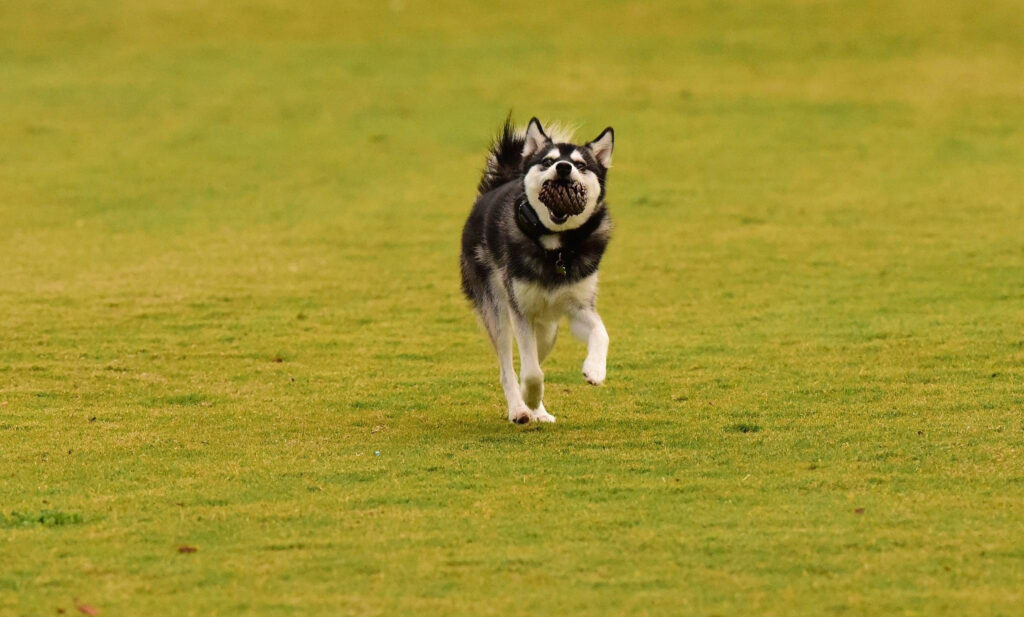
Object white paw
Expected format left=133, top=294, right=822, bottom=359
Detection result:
left=530, top=403, right=556, bottom=424
left=508, top=405, right=532, bottom=425
left=582, top=357, right=606, bottom=386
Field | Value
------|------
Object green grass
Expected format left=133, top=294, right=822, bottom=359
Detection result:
left=2, top=1, right=1023, bottom=615
left=0, top=511, right=84, bottom=529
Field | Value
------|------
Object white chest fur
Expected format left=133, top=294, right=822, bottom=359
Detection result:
left=511, top=273, right=598, bottom=322
left=539, top=234, right=562, bottom=250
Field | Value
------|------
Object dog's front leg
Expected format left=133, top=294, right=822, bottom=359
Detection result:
left=491, top=304, right=531, bottom=424
left=570, top=306, right=609, bottom=386
left=511, top=312, right=556, bottom=423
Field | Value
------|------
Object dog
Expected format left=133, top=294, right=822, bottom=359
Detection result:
left=460, top=116, right=615, bottom=423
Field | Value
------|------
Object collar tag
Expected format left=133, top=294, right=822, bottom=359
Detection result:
left=554, top=251, right=567, bottom=276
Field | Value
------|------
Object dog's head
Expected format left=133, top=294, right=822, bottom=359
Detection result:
left=521, top=118, right=614, bottom=231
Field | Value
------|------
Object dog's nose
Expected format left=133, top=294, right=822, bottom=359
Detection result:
left=556, top=162, right=572, bottom=178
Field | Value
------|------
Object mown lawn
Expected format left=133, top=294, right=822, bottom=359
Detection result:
left=1, top=1, right=1022, bottom=615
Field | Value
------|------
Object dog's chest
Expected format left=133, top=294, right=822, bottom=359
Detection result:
left=511, top=274, right=598, bottom=321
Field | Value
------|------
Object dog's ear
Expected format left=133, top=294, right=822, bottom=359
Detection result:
left=522, top=118, right=550, bottom=159
left=587, top=127, right=614, bottom=168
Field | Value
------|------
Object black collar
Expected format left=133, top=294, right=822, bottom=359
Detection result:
left=514, top=197, right=605, bottom=276
left=515, top=196, right=549, bottom=239
left=515, top=197, right=604, bottom=241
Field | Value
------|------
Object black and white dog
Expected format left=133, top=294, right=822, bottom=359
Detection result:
left=460, top=117, right=615, bottom=424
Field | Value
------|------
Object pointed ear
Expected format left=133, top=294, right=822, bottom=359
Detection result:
left=522, top=117, right=550, bottom=159
left=587, top=127, right=614, bottom=167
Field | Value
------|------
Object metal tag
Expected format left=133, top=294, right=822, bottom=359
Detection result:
left=554, top=252, right=567, bottom=276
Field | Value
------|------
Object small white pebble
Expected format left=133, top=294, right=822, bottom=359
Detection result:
left=375, top=451, right=381, bottom=456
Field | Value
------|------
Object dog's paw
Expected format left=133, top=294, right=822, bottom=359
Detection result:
left=530, top=403, right=556, bottom=424
left=508, top=406, right=532, bottom=425
left=582, top=357, right=606, bottom=386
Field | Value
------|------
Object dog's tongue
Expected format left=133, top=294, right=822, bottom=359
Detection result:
left=539, top=181, right=587, bottom=219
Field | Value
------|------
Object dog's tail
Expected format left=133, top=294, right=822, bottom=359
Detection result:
left=477, top=113, right=525, bottom=195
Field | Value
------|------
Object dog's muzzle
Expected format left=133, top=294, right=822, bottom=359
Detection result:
left=538, top=180, right=587, bottom=223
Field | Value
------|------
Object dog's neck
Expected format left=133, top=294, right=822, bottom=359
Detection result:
left=515, top=196, right=604, bottom=243
left=514, top=196, right=606, bottom=277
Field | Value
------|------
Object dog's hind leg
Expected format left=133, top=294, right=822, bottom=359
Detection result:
left=570, top=305, right=609, bottom=386
left=481, top=299, right=531, bottom=424
left=535, top=319, right=559, bottom=363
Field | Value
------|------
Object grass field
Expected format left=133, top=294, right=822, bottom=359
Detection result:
left=2, top=1, right=1023, bottom=615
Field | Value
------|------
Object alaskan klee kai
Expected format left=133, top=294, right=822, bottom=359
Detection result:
left=460, top=117, right=615, bottom=424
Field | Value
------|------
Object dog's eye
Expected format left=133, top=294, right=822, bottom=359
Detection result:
left=574, top=161, right=586, bottom=170
left=541, top=159, right=555, bottom=168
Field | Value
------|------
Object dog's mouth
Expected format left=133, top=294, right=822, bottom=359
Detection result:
left=539, top=180, right=587, bottom=224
